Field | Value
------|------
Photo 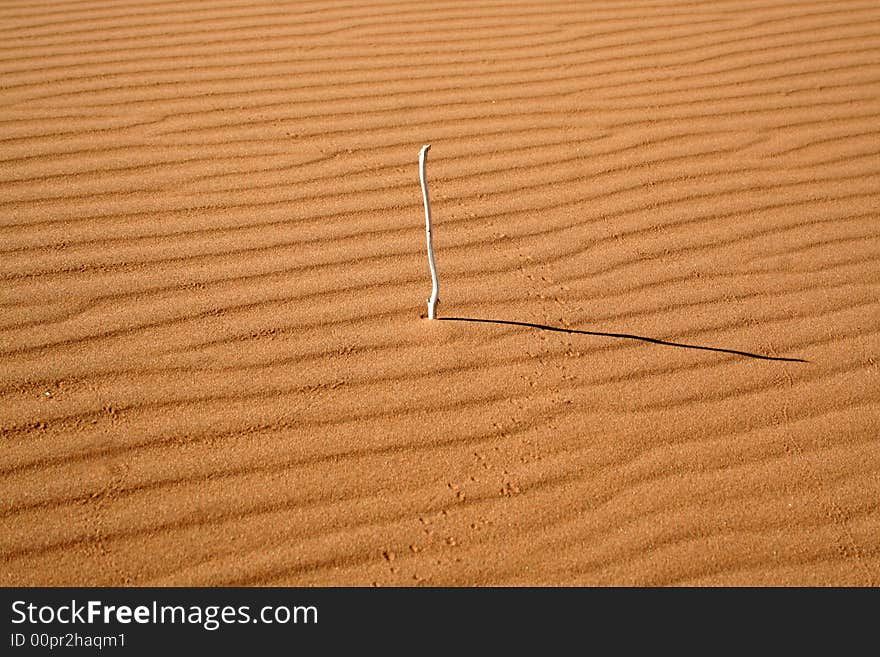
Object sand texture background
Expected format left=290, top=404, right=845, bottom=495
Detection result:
left=2, top=0, right=879, bottom=586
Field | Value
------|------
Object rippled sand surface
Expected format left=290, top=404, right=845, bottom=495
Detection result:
left=2, top=0, right=879, bottom=585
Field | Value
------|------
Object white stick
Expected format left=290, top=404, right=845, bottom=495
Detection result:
left=419, top=144, right=440, bottom=320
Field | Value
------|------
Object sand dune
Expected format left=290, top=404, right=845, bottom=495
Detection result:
left=1, top=0, right=878, bottom=586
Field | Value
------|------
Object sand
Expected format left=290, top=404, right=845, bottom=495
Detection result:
left=1, top=0, right=878, bottom=587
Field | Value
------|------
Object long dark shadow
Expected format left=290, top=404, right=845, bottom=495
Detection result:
left=439, top=317, right=809, bottom=363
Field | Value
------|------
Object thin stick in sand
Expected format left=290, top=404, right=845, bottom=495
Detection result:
left=420, top=144, right=440, bottom=320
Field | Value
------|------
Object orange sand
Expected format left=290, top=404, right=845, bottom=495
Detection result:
left=1, top=0, right=878, bottom=586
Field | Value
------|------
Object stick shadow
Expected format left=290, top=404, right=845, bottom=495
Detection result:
left=439, top=317, right=808, bottom=363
